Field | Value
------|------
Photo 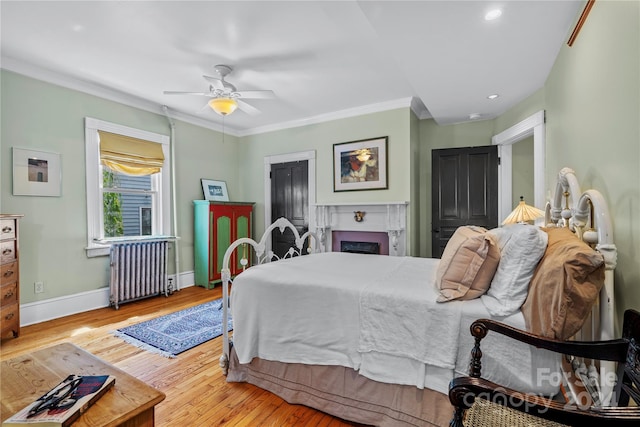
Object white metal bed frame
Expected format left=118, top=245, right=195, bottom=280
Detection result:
left=218, top=166, right=618, bottom=408
left=218, top=217, right=320, bottom=373
left=544, top=167, right=618, bottom=405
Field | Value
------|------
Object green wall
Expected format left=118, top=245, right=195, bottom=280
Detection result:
left=0, top=70, right=239, bottom=303
left=491, top=0, right=639, bottom=331
left=543, top=0, right=639, bottom=331
left=512, top=136, right=535, bottom=205
left=238, top=108, right=413, bottom=247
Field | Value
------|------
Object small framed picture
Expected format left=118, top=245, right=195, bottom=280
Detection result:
left=12, top=147, right=62, bottom=196
left=201, top=179, right=229, bottom=202
left=333, top=136, right=388, bottom=192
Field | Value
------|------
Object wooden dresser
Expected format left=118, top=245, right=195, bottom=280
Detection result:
left=1, top=214, right=22, bottom=339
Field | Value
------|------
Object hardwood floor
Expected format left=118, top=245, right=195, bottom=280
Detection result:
left=0, top=286, right=365, bottom=426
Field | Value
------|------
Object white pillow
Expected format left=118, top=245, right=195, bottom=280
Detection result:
left=480, top=224, right=548, bottom=316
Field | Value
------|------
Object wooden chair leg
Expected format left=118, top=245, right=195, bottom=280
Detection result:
left=449, top=406, right=465, bottom=427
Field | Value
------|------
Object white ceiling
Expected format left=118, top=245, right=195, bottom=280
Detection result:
left=1, top=1, right=583, bottom=136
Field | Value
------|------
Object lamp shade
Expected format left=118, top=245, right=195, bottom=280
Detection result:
left=502, top=197, right=545, bottom=225
left=208, top=98, right=238, bottom=116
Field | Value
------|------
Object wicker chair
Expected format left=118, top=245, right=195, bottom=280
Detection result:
left=449, top=309, right=640, bottom=426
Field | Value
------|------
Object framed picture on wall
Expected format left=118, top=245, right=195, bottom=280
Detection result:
left=333, top=136, right=388, bottom=192
left=12, top=147, right=62, bottom=196
left=201, top=179, right=230, bottom=202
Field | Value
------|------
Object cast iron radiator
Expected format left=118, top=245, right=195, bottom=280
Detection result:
left=109, top=240, right=168, bottom=309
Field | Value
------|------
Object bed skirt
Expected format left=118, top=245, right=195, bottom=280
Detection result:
left=227, top=348, right=454, bottom=427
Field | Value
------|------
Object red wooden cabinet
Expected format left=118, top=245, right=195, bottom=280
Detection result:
left=194, top=201, right=253, bottom=288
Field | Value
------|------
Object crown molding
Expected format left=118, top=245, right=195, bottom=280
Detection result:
left=2, top=56, right=428, bottom=138
left=1, top=56, right=232, bottom=134
left=238, top=97, right=418, bottom=136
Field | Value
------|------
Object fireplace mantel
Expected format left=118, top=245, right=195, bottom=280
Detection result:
left=314, top=202, right=408, bottom=256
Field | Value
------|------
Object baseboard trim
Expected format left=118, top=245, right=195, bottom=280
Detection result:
left=20, top=271, right=195, bottom=326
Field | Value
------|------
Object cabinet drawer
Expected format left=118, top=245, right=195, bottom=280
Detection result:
left=0, top=219, right=16, bottom=240
left=0, top=302, right=18, bottom=334
left=1, top=261, right=18, bottom=286
left=0, top=240, right=17, bottom=264
left=1, top=282, right=17, bottom=306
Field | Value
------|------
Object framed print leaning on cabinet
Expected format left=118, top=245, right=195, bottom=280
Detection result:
left=333, top=136, right=388, bottom=192
left=12, top=147, right=62, bottom=196
left=201, top=179, right=230, bottom=202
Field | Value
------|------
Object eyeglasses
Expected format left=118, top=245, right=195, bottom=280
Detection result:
left=27, top=375, right=83, bottom=418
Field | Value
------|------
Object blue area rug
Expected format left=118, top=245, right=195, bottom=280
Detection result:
left=113, top=298, right=232, bottom=358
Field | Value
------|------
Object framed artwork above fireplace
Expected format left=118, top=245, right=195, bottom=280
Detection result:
left=333, top=136, right=388, bottom=192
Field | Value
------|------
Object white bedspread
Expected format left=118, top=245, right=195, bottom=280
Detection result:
left=231, top=252, right=394, bottom=368
left=359, top=256, right=462, bottom=369
left=230, top=252, right=560, bottom=395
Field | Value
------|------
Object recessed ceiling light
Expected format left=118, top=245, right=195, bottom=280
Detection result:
left=485, top=9, right=502, bottom=21
left=487, top=94, right=500, bottom=100
left=469, top=113, right=482, bottom=120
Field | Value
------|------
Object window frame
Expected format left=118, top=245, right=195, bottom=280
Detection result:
left=85, top=117, right=170, bottom=257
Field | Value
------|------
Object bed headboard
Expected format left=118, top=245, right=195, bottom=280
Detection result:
left=544, top=167, right=618, bottom=405
left=544, top=167, right=617, bottom=340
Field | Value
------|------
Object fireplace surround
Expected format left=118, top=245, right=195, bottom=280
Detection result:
left=315, top=202, right=408, bottom=256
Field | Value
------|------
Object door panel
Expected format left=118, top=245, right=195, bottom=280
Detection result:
left=212, top=205, right=234, bottom=282
left=432, top=146, right=498, bottom=258
left=271, top=160, right=309, bottom=258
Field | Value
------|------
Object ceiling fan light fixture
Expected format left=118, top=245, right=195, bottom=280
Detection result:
left=485, top=9, right=502, bottom=21
left=208, top=98, right=238, bottom=116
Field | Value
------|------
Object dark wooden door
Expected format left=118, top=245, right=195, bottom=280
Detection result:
left=431, top=146, right=498, bottom=258
left=271, top=160, right=309, bottom=258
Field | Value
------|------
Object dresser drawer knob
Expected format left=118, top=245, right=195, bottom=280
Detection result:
left=4, top=290, right=14, bottom=299
left=3, top=270, right=14, bottom=278
left=4, top=312, right=14, bottom=320
left=2, top=226, right=12, bottom=233
left=2, top=248, right=12, bottom=255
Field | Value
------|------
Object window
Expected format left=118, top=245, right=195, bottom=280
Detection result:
left=140, top=207, right=152, bottom=236
left=85, top=118, right=170, bottom=257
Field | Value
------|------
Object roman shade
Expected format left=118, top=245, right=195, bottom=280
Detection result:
left=98, top=131, right=165, bottom=175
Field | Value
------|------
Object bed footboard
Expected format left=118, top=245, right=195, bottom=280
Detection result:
left=219, top=217, right=320, bottom=374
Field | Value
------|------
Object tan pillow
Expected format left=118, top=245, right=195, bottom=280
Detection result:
left=436, top=226, right=500, bottom=302
left=521, top=227, right=605, bottom=340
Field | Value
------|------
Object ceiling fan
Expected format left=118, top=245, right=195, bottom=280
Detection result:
left=163, top=64, right=275, bottom=116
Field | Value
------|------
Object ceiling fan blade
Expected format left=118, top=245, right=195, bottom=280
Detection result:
left=235, top=99, right=261, bottom=116
left=202, top=75, right=225, bottom=91
left=163, top=90, right=213, bottom=96
left=234, top=90, right=276, bottom=99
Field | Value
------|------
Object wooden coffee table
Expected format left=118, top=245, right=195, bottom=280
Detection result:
left=1, top=342, right=165, bottom=426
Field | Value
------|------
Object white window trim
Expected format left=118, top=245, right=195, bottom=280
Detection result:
left=85, top=117, right=170, bottom=257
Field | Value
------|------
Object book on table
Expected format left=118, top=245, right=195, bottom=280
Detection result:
left=2, top=374, right=116, bottom=426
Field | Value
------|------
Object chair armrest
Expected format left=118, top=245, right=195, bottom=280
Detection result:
left=469, top=319, right=628, bottom=369
left=449, top=376, right=640, bottom=426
